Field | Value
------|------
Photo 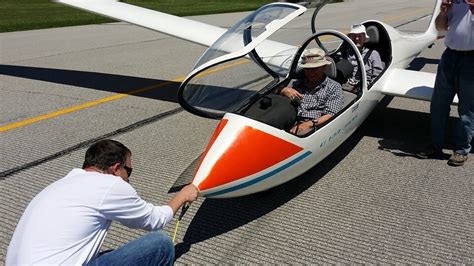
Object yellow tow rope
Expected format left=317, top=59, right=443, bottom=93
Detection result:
left=172, top=219, right=180, bottom=243
left=172, top=204, right=189, bottom=243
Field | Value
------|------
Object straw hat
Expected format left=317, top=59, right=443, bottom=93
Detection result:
left=300, top=48, right=332, bottom=69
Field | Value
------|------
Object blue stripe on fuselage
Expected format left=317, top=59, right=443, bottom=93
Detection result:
left=204, top=151, right=312, bottom=197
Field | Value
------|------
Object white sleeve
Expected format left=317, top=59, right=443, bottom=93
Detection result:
left=100, top=180, right=174, bottom=231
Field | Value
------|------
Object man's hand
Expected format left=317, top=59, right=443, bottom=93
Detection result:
left=280, top=87, right=303, bottom=101
left=436, top=0, right=452, bottom=31
left=178, top=184, right=199, bottom=203
left=290, top=120, right=313, bottom=134
left=168, top=184, right=199, bottom=215
left=440, top=0, right=453, bottom=15
left=467, top=0, right=474, bottom=14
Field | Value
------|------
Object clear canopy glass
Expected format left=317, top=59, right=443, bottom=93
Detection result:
left=179, top=3, right=306, bottom=118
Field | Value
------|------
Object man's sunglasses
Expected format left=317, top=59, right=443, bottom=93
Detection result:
left=123, top=165, right=133, bottom=177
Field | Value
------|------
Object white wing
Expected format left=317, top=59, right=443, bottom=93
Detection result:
left=374, top=68, right=458, bottom=105
left=55, top=0, right=226, bottom=47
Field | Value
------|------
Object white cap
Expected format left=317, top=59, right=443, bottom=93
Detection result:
left=349, top=24, right=369, bottom=39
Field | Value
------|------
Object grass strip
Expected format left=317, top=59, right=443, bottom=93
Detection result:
left=1, top=0, right=274, bottom=32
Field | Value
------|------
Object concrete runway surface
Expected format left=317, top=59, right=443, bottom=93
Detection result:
left=0, top=0, right=472, bottom=263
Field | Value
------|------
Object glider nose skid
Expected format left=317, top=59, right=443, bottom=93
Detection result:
left=192, top=113, right=312, bottom=198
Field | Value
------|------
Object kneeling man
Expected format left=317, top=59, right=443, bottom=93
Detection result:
left=7, top=139, right=198, bottom=265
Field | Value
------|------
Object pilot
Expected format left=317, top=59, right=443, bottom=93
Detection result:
left=342, top=24, right=384, bottom=91
left=279, top=48, right=343, bottom=135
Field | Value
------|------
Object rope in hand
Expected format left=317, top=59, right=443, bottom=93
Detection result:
left=172, top=203, right=190, bottom=243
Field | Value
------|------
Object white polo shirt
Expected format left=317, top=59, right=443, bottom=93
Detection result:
left=6, top=169, right=174, bottom=265
left=445, top=1, right=474, bottom=51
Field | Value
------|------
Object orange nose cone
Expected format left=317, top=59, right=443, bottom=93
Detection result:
left=195, top=123, right=303, bottom=192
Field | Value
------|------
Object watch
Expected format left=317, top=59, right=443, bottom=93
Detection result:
left=311, top=119, right=318, bottom=127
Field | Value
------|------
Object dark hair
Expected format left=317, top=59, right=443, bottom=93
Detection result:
left=82, top=139, right=131, bottom=171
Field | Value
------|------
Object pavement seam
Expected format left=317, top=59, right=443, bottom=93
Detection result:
left=0, top=107, right=183, bottom=179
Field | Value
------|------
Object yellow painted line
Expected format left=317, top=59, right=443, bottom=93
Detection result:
left=0, top=57, right=251, bottom=133
left=0, top=77, right=185, bottom=132
left=196, top=58, right=249, bottom=77
left=382, top=8, right=430, bottom=23
left=316, top=32, right=349, bottom=42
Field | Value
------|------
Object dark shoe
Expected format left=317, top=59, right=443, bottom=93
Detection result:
left=416, top=146, right=443, bottom=159
left=447, top=153, right=468, bottom=166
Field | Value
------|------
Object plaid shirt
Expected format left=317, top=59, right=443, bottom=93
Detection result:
left=291, top=76, right=343, bottom=120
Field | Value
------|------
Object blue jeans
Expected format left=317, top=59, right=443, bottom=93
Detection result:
left=88, top=231, right=174, bottom=265
left=430, top=48, right=474, bottom=155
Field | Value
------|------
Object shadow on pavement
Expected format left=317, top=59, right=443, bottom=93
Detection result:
left=0, top=64, right=180, bottom=103
left=407, top=57, right=440, bottom=71
left=373, top=107, right=473, bottom=157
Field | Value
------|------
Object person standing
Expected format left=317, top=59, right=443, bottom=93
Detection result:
left=6, top=139, right=199, bottom=265
left=417, top=0, right=474, bottom=166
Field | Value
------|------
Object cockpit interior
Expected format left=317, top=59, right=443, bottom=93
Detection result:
left=178, top=2, right=392, bottom=137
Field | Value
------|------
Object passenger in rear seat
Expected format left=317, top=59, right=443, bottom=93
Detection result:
left=342, top=24, right=383, bottom=91
left=279, top=48, right=343, bottom=136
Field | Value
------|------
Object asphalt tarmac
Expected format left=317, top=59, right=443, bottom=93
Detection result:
left=1, top=0, right=472, bottom=263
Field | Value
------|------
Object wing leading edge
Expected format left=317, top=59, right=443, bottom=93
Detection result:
left=375, top=68, right=458, bottom=105
left=55, top=0, right=226, bottom=47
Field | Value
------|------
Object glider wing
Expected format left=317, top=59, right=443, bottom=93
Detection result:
left=375, top=68, right=458, bottom=104
left=55, top=0, right=226, bottom=47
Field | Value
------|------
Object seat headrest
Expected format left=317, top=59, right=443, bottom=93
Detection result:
left=324, top=56, right=337, bottom=79
left=335, top=59, right=354, bottom=83
left=366, top=25, right=380, bottom=44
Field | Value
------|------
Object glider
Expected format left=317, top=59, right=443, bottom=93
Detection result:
left=56, top=0, right=447, bottom=198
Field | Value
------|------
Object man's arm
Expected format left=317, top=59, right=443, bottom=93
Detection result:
left=280, top=86, right=303, bottom=100
left=435, top=0, right=452, bottom=31
left=289, top=114, right=333, bottom=134
left=316, top=114, right=333, bottom=125
left=368, top=50, right=384, bottom=84
left=101, top=182, right=198, bottom=231
left=168, top=184, right=198, bottom=215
